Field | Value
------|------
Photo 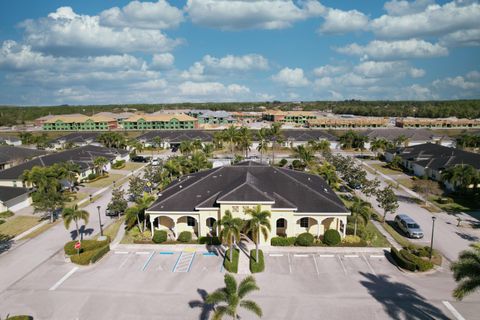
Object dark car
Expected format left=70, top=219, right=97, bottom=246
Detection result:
left=131, top=155, right=148, bottom=163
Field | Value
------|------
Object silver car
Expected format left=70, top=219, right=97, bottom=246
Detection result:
left=394, top=214, right=424, bottom=239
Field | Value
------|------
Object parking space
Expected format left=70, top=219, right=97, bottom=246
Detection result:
left=144, top=251, right=180, bottom=272
left=264, top=253, right=291, bottom=274
left=190, top=252, right=223, bottom=273
left=290, top=254, right=318, bottom=278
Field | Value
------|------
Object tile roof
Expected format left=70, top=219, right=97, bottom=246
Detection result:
left=50, top=132, right=101, bottom=144
left=124, top=113, right=197, bottom=122
left=148, top=161, right=348, bottom=214
left=0, top=186, right=30, bottom=202
left=360, top=128, right=449, bottom=141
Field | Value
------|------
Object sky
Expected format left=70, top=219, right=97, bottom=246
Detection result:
left=0, top=0, right=479, bottom=105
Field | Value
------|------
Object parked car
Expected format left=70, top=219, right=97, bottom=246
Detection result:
left=151, top=158, right=160, bottom=166
left=394, top=214, right=424, bottom=239
left=131, top=155, right=148, bottom=163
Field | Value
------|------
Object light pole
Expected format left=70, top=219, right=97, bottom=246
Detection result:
left=97, top=205, right=103, bottom=237
left=89, top=194, right=92, bottom=203
left=429, top=216, right=437, bottom=261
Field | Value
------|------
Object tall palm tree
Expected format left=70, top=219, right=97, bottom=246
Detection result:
left=370, top=138, right=392, bottom=157
left=62, top=205, right=89, bottom=241
left=191, top=151, right=211, bottom=171
left=316, top=161, right=340, bottom=188
left=206, top=274, right=262, bottom=320
left=135, top=192, right=155, bottom=232
left=442, top=164, right=478, bottom=193
left=351, top=197, right=371, bottom=226
left=202, top=143, right=214, bottom=158
left=223, top=126, right=239, bottom=155
left=291, top=145, right=315, bottom=167
left=245, top=205, right=271, bottom=262
left=93, top=156, right=109, bottom=176
left=237, top=127, right=253, bottom=157
left=61, top=161, right=81, bottom=192
left=256, top=128, right=269, bottom=163
left=180, top=140, right=194, bottom=156
left=216, top=210, right=244, bottom=262
left=393, top=135, right=409, bottom=147
left=451, top=243, right=480, bottom=300
left=268, top=122, right=283, bottom=165
left=152, top=136, right=163, bottom=149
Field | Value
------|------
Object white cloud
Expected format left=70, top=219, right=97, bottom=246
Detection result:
left=336, top=39, right=448, bottom=60
left=100, top=0, right=184, bottom=29
left=371, top=1, right=480, bottom=39
left=409, top=67, right=426, bottom=78
left=185, top=0, right=325, bottom=30
left=318, top=8, right=369, bottom=34
left=433, top=75, right=480, bottom=90
left=400, top=84, right=435, bottom=100
left=178, top=81, right=250, bottom=96
left=180, top=62, right=205, bottom=81
left=440, top=28, right=480, bottom=47
left=151, top=53, right=175, bottom=69
left=20, top=7, right=181, bottom=55
left=313, top=65, right=347, bottom=77
left=466, top=70, right=480, bottom=80
left=353, top=61, right=425, bottom=78
left=272, top=67, right=309, bottom=87
left=383, top=0, right=435, bottom=16
left=201, top=54, right=269, bottom=71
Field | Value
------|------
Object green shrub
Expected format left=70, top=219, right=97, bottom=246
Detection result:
left=343, top=235, right=362, bottom=244
left=271, top=236, right=296, bottom=246
left=323, top=229, right=341, bottom=246
left=223, top=248, right=239, bottom=273
left=400, top=249, right=434, bottom=272
left=64, top=238, right=110, bottom=255
left=153, top=230, right=168, bottom=243
left=249, top=249, right=265, bottom=273
left=177, top=231, right=192, bottom=243
left=278, top=158, right=288, bottom=167
left=198, top=236, right=221, bottom=245
left=90, top=245, right=110, bottom=263
left=112, top=160, right=126, bottom=169
left=87, top=173, right=97, bottom=180
left=390, top=247, right=416, bottom=271
left=6, top=316, right=33, bottom=320
left=0, top=210, right=14, bottom=218
left=70, top=250, right=96, bottom=265
left=295, top=233, right=314, bottom=246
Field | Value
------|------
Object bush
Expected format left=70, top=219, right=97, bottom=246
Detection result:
left=112, top=160, right=125, bottom=169
left=0, top=210, right=14, bottom=218
left=70, top=249, right=96, bottom=265
left=90, top=245, right=110, bottom=264
left=295, top=233, right=314, bottom=246
left=6, top=316, right=33, bottom=320
left=343, top=235, right=362, bottom=244
left=64, top=238, right=110, bottom=255
left=271, top=236, right=296, bottom=246
left=223, top=248, right=239, bottom=273
left=198, top=236, right=221, bottom=245
left=87, top=173, right=97, bottom=180
left=323, top=229, right=341, bottom=246
left=153, top=230, right=168, bottom=243
left=278, top=158, right=288, bottom=167
left=178, top=231, right=192, bottom=243
left=400, top=249, right=434, bottom=272
left=390, top=247, right=416, bottom=271
left=0, top=219, right=5, bottom=225
left=249, top=249, right=265, bottom=273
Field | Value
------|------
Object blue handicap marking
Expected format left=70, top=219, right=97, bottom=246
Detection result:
left=159, top=251, right=174, bottom=255
left=203, top=252, right=217, bottom=256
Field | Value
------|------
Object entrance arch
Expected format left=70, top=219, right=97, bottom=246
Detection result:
left=206, top=217, right=217, bottom=236
left=177, top=216, right=199, bottom=237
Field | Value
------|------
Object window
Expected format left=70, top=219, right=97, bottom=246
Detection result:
left=206, top=218, right=215, bottom=227
left=187, top=217, right=195, bottom=227
left=232, top=206, right=239, bottom=212
left=300, top=217, right=309, bottom=228
left=276, top=219, right=285, bottom=228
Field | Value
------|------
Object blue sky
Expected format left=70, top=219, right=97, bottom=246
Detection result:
left=0, top=0, right=479, bottom=105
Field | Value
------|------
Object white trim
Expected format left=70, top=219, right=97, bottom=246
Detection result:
left=216, top=200, right=275, bottom=204
left=147, top=211, right=198, bottom=215
left=195, top=207, right=218, bottom=211
left=271, top=208, right=298, bottom=211
left=293, top=212, right=350, bottom=216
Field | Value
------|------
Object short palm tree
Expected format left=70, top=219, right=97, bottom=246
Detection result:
left=351, top=197, right=371, bottom=226
left=451, top=243, right=480, bottom=300
left=135, top=192, right=155, bottom=232
left=216, top=210, right=244, bottom=262
left=180, top=140, right=194, bottom=155
left=291, top=145, right=315, bottom=167
left=206, top=274, right=262, bottom=320
left=62, top=205, right=89, bottom=241
left=93, top=156, right=109, bottom=176
left=245, top=205, right=271, bottom=262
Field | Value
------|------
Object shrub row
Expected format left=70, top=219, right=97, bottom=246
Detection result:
left=198, top=236, right=221, bottom=245
left=223, top=248, right=239, bottom=273
left=400, top=249, right=434, bottom=272
left=64, top=238, right=110, bottom=255
left=6, top=316, right=33, bottom=320
left=271, top=230, right=342, bottom=247
left=91, top=245, right=110, bottom=264
left=249, top=249, right=265, bottom=273
left=390, top=247, right=416, bottom=271
left=271, top=236, right=296, bottom=246
left=112, top=160, right=126, bottom=169
left=70, top=245, right=111, bottom=266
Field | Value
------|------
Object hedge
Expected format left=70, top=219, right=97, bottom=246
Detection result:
left=323, top=229, right=341, bottom=246
left=153, top=230, right=168, bottom=243
left=198, top=236, right=221, bottom=245
left=390, top=247, right=416, bottom=271
left=223, top=248, right=239, bottom=273
left=70, top=245, right=110, bottom=265
left=64, top=238, right=110, bottom=255
left=400, top=249, right=434, bottom=272
left=112, top=160, right=126, bottom=169
left=295, top=233, right=314, bottom=246
left=178, top=231, right=192, bottom=243
left=271, top=236, right=296, bottom=246
left=249, top=249, right=265, bottom=273
left=6, top=316, right=33, bottom=320
left=90, top=245, right=110, bottom=264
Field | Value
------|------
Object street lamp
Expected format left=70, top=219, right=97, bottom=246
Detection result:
left=97, top=205, right=103, bottom=237
left=89, top=194, right=92, bottom=202
left=113, top=180, right=116, bottom=188
left=429, top=216, right=437, bottom=261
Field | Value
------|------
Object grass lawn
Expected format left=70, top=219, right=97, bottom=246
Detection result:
left=122, top=162, right=145, bottom=171
left=224, top=248, right=239, bottom=273
left=428, top=194, right=480, bottom=213
left=65, top=192, right=88, bottom=207
left=396, top=177, right=414, bottom=189
left=96, top=217, right=125, bottom=240
left=365, top=222, right=391, bottom=247
left=370, top=163, right=404, bottom=176
left=0, top=216, right=42, bottom=237
left=85, top=173, right=123, bottom=188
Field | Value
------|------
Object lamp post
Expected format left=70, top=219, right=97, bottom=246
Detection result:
left=113, top=180, right=116, bottom=188
left=97, top=205, right=103, bottom=237
left=89, top=194, right=92, bottom=203
left=429, top=216, right=437, bottom=261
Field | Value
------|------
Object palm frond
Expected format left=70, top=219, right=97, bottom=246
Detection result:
left=224, top=274, right=237, bottom=295
left=453, top=277, right=480, bottom=300
left=240, top=300, right=263, bottom=317
left=206, top=289, right=228, bottom=304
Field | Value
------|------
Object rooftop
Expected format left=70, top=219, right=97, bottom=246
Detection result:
left=0, top=186, right=30, bottom=202
left=0, top=146, right=48, bottom=165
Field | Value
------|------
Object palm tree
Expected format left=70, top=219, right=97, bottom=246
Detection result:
left=451, top=243, right=480, bottom=300
left=442, top=165, right=478, bottom=193
left=61, top=161, right=81, bottom=192
left=191, top=151, right=211, bottom=172
left=93, top=156, right=109, bottom=176
left=192, top=139, right=203, bottom=151
left=202, top=143, right=214, bottom=158
left=206, top=274, right=262, bottom=320
left=291, top=145, right=315, bottom=167
left=256, top=128, right=269, bottom=163
left=223, top=126, right=239, bottom=155
left=62, top=205, right=89, bottom=241
left=245, top=205, right=271, bottom=262
left=237, top=127, right=252, bottom=157
left=393, top=135, right=409, bottom=147
left=216, top=210, right=244, bottom=262
left=351, top=198, right=371, bottom=226
left=268, top=122, right=283, bottom=165
left=135, top=192, right=155, bottom=232
left=180, top=140, right=194, bottom=156
left=370, top=138, right=392, bottom=157
left=316, top=161, right=340, bottom=188
left=152, top=136, right=163, bottom=149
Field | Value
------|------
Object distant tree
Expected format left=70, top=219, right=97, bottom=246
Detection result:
left=60, top=161, right=81, bottom=192
left=180, top=140, right=194, bottom=155
left=18, top=132, right=34, bottom=145
left=268, top=122, right=283, bottom=165
left=152, top=136, right=163, bottom=149
left=290, top=145, right=315, bottom=167
left=97, top=132, right=126, bottom=149
left=370, top=138, right=393, bottom=157
left=256, top=128, right=269, bottom=163
left=376, top=185, right=399, bottom=223
left=339, top=130, right=367, bottom=150
left=442, top=165, right=480, bottom=194
left=361, top=178, right=380, bottom=198
left=93, top=156, right=109, bottom=175
left=62, top=205, right=89, bottom=241
left=223, top=126, right=240, bottom=155
left=387, top=155, right=403, bottom=171
left=128, top=174, right=146, bottom=202
left=107, top=187, right=128, bottom=218
left=393, top=135, right=409, bottom=147
left=315, top=161, right=340, bottom=188
left=237, top=127, right=253, bottom=157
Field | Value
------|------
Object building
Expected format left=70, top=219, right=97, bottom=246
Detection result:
left=230, top=111, right=262, bottom=123
left=93, top=112, right=134, bottom=124
left=0, top=136, right=21, bottom=146
left=396, top=117, right=480, bottom=129
left=250, top=130, right=339, bottom=150
left=34, top=115, right=56, bottom=127
left=0, top=186, right=32, bottom=212
left=146, top=161, right=349, bottom=243
left=360, top=128, right=455, bottom=148
left=0, top=146, right=48, bottom=171
left=188, top=110, right=235, bottom=125
left=263, top=110, right=318, bottom=124
left=385, top=143, right=480, bottom=190
left=136, top=130, right=214, bottom=149
left=42, top=114, right=118, bottom=131
left=49, top=132, right=102, bottom=150
left=0, top=145, right=129, bottom=188
left=307, top=116, right=389, bottom=129
left=121, top=114, right=198, bottom=130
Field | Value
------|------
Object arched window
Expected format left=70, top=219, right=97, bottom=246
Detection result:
left=300, top=217, right=309, bottom=228
left=276, top=219, right=285, bottom=228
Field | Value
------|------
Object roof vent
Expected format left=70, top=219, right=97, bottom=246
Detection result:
left=196, top=194, right=202, bottom=198
left=213, top=176, right=217, bottom=178
left=179, top=185, right=183, bottom=188
left=158, top=193, right=162, bottom=197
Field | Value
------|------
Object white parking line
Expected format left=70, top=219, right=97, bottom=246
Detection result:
left=135, top=251, right=150, bottom=255
left=362, top=254, right=377, bottom=276
left=294, top=254, right=309, bottom=257
left=370, top=255, right=385, bottom=258
left=269, top=254, right=284, bottom=257
left=337, top=256, right=347, bottom=275
left=114, top=251, right=129, bottom=254
left=312, top=254, right=320, bottom=276
left=119, top=253, right=132, bottom=269
left=442, top=301, right=466, bottom=320
left=49, top=267, right=78, bottom=291
left=319, top=254, right=335, bottom=258
left=287, top=253, right=292, bottom=274
left=344, top=254, right=359, bottom=258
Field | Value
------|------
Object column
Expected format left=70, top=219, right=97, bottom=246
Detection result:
left=150, top=216, right=155, bottom=239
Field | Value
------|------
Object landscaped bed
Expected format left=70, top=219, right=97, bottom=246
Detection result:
left=64, top=238, right=111, bottom=266
left=223, top=248, right=239, bottom=273
left=249, top=249, right=265, bottom=273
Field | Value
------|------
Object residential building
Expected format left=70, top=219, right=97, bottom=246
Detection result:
left=93, top=112, right=134, bottom=124
left=307, top=116, right=389, bottom=128
left=361, top=128, right=455, bottom=149
left=262, top=110, right=318, bottom=124
left=385, top=143, right=480, bottom=190
left=188, top=110, right=235, bottom=125
left=0, top=186, right=31, bottom=212
left=121, top=114, right=198, bottom=130
left=146, top=161, right=349, bottom=243
left=42, top=114, right=118, bottom=131
left=0, top=135, right=21, bottom=146
left=49, top=132, right=102, bottom=150
left=136, top=130, right=214, bottom=149
left=251, top=130, right=339, bottom=150
left=0, top=145, right=129, bottom=187
left=0, top=146, right=48, bottom=171
left=230, top=111, right=262, bottom=123
left=396, top=117, right=480, bottom=128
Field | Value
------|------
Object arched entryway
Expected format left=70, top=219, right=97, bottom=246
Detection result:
left=155, top=216, right=176, bottom=239
left=177, top=216, right=199, bottom=238
left=276, top=218, right=287, bottom=236
left=297, top=217, right=319, bottom=236
left=206, top=217, right=217, bottom=236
